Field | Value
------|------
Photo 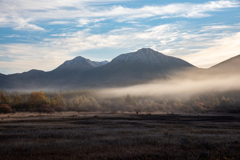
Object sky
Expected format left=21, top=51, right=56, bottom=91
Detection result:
left=0, top=0, right=240, bottom=74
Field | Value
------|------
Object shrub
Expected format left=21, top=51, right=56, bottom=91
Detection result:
left=38, top=104, right=55, bottom=113
left=0, top=104, right=12, bottom=114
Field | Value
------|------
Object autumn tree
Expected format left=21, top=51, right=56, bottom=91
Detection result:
left=173, top=98, right=182, bottom=108
left=0, top=92, right=9, bottom=104
left=208, top=94, right=219, bottom=108
left=120, top=95, right=137, bottom=113
left=68, top=95, right=99, bottom=112
left=12, top=95, right=23, bottom=111
left=27, top=91, right=49, bottom=109
left=51, top=95, right=66, bottom=112
left=55, top=94, right=66, bottom=106
left=123, top=94, right=137, bottom=107
left=50, top=98, right=57, bottom=108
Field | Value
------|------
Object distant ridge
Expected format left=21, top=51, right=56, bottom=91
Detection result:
left=72, top=48, right=196, bottom=87
left=0, top=48, right=238, bottom=90
left=210, top=54, right=240, bottom=73
left=0, top=56, right=109, bottom=90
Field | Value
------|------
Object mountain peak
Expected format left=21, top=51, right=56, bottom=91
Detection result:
left=112, top=48, right=165, bottom=64
left=136, top=48, right=155, bottom=53
left=53, top=56, right=108, bottom=72
left=72, top=56, right=89, bottom=61
left=136, top=48, right=165, bottom=56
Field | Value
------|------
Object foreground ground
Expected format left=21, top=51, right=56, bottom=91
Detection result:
left=0, top=112, right=240, bottom=160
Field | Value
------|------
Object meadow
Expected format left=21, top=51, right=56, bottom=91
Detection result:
left=0, top=112, right=239, bottom=160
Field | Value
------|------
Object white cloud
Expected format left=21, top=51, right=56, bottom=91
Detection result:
left=200, top=24, right=240, bottom=32
left=13, top=18, right=45, bottom=31
left=77, top=18, right=105, bottom=27
left=0, top=16, right=45, bottom=31
left=0, top=43, right=73, bottom=74
left=0, top=23, right=181, bottom=74
left=39, top=22, right=240, bottom=69
left=181, top=32, right=240, bottom=68
left=0, top=0, right=238, bottom=31
left=1, top=19, right=240, bottom=73
left=49, top=21, right=71, bottom=25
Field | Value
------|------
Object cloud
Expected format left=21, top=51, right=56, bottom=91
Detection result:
left=77, top=18, right=105, bottom=27
left=201, top=24, right=240, bottom=32
left=181, top=32, right=240, bottom=68
left=1, top=20, right=240, bottom=74
left=0, top=43, right=72, bottom=74
left=0, top=23, right=180, bottom=74
left=4, top=35, right=20, bottom=38
left=0, top=16, right=45, bottom=31
left=0, top=21, right=238, bottom=74
left=13, top=18, right=45, bottom=31
left=0, top=0, right=239, bottom=31
left=49, top=21, right=71, bottom=25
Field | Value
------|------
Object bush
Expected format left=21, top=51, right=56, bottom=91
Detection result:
left=0, top=104, right=12, bottom=114
left=38, top=104, right=55, bottom=113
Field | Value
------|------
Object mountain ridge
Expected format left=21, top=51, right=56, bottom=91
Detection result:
left=0, top=48, right=239, bottom=90
left=70, top=48, right=196, bottom=88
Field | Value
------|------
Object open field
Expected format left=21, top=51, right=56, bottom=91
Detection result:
left=0, top=112, right=240, bottom=160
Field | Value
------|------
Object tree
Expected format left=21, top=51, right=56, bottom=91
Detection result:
left=12, top=95, right=22, bottom=106
left=173, top=98, right=182, bottom=108
left=27, top=91, right=49, bottom=109
left=12, top=95, right=23, bottom=111
left=55, top=94, right=66, bottom=106
left=218, top=96, right=233, bottom=111
left=123, top=94, right=137, bottom=107
left=208, top=94, right=219, bottom=108
left=0, top=92, right=8, bottom=104
left=50, top=98, right=57, bottom=107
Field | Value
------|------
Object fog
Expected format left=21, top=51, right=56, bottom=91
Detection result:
left=2, top=69, right=240, bottom=114
left=96, top=73, right=240, bottom=99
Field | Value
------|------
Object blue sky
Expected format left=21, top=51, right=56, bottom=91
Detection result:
left=0, top=0, right=240, bottom=74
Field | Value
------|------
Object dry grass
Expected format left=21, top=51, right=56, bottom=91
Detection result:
left=0, top=112, right=239, bottom=160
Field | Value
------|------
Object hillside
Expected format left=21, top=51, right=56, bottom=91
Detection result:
left=72, top=48, right=196, bottom=87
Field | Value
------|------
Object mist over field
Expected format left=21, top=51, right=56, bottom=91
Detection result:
left=96, top=71, right=240, bottom=99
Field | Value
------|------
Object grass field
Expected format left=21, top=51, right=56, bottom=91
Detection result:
left=0, top=112, right=240, bottom=160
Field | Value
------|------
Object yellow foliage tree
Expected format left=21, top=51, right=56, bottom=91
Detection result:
left=27, top=91, right=49, bottom=108
left=0, top=92, right=9, bottom=104
left=12, top=95, right=22, bottom=106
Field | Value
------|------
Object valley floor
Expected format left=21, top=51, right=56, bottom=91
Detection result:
left=0, top=112, right=240, bottom=160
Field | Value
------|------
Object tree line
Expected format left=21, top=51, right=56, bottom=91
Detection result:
left=0, top=89, right=240, bottom=114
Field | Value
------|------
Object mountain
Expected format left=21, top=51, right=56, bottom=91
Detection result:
left=0, top=56, right=108, bottom=90
left=5, top=48, right=237, bottom=90
left=72, top=48, right=196, bottom=87
left=0, top=48, right=198, bottom=90
left=53, top=56, right=108, bottom=73
left=48, top=56, right=109, bottom=86
left=0, top=73, right=7, bottom=87
left=3, top=69, right=47, bottom=89
left=210, top=54, right=240, bottom=74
